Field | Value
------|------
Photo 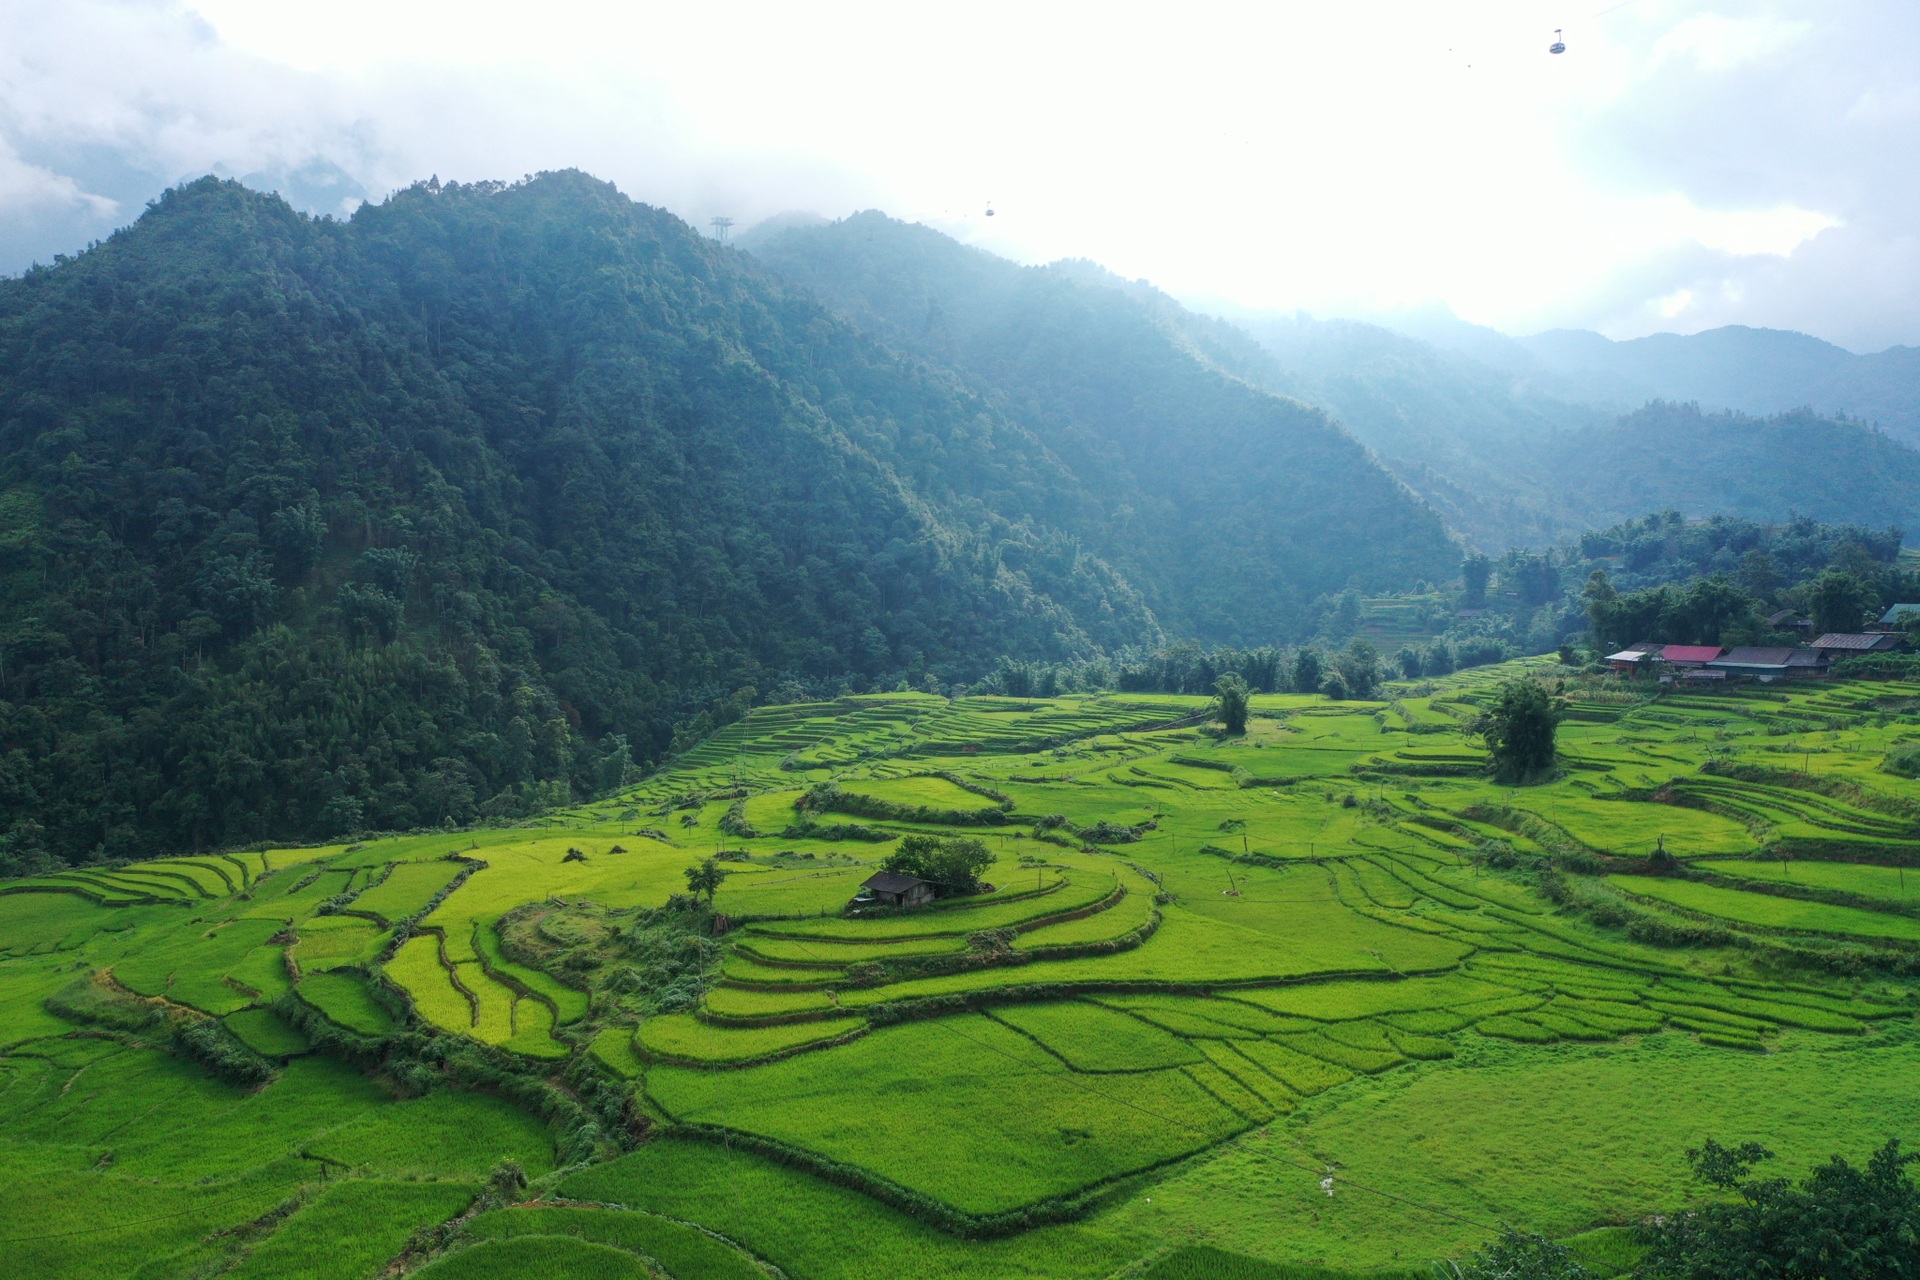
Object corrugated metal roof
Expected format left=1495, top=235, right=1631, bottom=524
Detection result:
left=1880, top=604, right=1920, bottom=625
left=862, top=870, right=928, bottom=895
left=1658, top=645, right=1723, bottom=663
left=1604, top=649, right=1653, bottom=663
left=1812, top=633, right=1896, bottom=650
left=1712, top=647, right=1797, bottom=667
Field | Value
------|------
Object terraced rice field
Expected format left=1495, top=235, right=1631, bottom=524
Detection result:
left=6, top=674, right=1920, bottom=1277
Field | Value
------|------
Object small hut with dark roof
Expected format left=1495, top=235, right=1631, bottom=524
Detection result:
left=851, top=870, right=935, bottom=910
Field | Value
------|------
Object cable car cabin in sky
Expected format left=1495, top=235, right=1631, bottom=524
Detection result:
left=1549, top=29, right=1566, bottom=54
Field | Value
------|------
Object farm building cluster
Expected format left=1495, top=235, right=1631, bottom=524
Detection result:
left=1604, top=621, right=1909, bottom=684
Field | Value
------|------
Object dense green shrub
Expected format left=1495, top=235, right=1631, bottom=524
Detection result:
left=172, top=1015, right=276, bottom=1088
left=1637, top=1138, right=1920, bottom=1279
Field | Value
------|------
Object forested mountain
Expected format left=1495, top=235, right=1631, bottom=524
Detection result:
left=1543, top=402, right=1920, bottom=531
left=0, top=175, right=1455, bottom=864
left=737, top=213, right=1459, bottom=640
left=1221, top=309, right=1920, bottom=547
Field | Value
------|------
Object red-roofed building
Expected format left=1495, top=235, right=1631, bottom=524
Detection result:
left=1656, top=645, right=1722, bottom=668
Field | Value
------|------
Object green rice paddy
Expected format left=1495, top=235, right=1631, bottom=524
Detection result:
left=7, top=672, right=1920, bottom=1276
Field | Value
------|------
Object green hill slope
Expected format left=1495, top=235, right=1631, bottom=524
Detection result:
left=0, top=176, right=1456, bottom=865
left=0, top=174, right=1161, bottom=862
left=1546, top=401, right=1920, bottom=530
left=739, top=213, right=1460, bottom=639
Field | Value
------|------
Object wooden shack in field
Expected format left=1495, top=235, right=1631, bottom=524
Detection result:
left=851, top=870, right=935, bottom=910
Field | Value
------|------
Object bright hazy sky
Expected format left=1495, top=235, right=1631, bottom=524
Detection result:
left=3, top=1, right=1915, bottom=350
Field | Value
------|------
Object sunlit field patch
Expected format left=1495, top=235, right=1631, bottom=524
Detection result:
left=1610, top=874, right=1920, bottom=941
left=295, top=971, right=395, bottom=1035
left=646, top=1015, right=1246, bottom=1214
left=638, top=1011, right=867, bottom=1063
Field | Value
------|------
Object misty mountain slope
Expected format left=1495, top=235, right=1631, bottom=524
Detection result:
left=1226, top=313, right=1609, bottom=547
left=1545, top=402, right=1920, bottom=530
left=739, top=212, right=1461, bottom=641
left=1223, top=309, right=1920, bottom=549
left=0, top=173, right=1172, bottom=859
left=1520, top=325, right=1920, bottom=442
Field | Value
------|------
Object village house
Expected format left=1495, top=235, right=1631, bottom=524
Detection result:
left=1603, top=642, right=1662, bottom=675
left=850, top=870, right=936, bottom=910
left=1607, top=638, right=1845, bottom=684
left=1654, top=645, right=1723, bottom=682
left=1874, top=604, right=1920, bottom=632
left=1707, top=646, right=1829, bottom=682
left=1811, top=632, right=1904, bottom=660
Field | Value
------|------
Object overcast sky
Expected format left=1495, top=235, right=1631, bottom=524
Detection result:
left=3, top=1, right=1914, bottom=351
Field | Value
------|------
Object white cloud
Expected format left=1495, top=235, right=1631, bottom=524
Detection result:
left=0, top=0, right=1914, bottom=350
left=0, top=138, right=117, bottom=218
left=1657, top=287, right=1695, bottom=319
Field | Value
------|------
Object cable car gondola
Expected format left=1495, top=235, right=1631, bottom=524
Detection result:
left=1549, top=28, right=1566, bottom=54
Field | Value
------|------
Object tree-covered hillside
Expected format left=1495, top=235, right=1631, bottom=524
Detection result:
left=0, top=175, right=1456, bottom=865
left=739, top=213, right=1460, bottom=639
left=1546, top=402, right=1920, bottom=530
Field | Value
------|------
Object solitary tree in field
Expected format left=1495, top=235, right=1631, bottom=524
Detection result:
left=1337, top=638, right=1381, bottom=699
left=883, top=834, right=994, bottom=896
left=1212, top=674, right=1250, bottom=735
left=1475, top=679, right=1560, bottom=783
left=684, top=857, right=728, bottom=904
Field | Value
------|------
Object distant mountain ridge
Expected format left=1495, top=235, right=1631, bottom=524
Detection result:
left=737, top=214, right=1920, bottom=555
left=1518, top=325, right=1920, bottom=441
left=1209, top=305, right=1920, bottom=548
